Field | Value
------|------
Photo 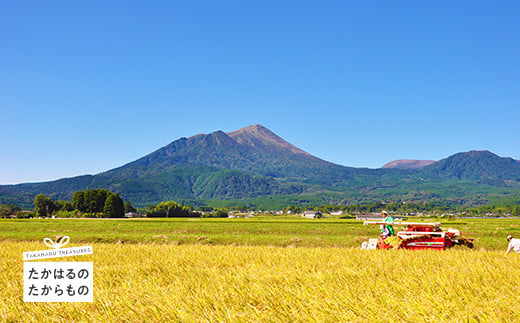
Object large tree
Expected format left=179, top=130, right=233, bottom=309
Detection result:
left=72, top=191, right=85, bottom=212
left=56, top=200, right=74, bottom=211
left=0, top=204, right=21, bottom=218
left=84, top=190, right=96, bottom=213
left=147, top=200, right=193, bottom=217
left=34, top=194, right=55, bottom=217
left=95, top=189, right=110, bottom=213
left=103, top=193, right=124, bottom=218
left=81, top=189, right=110, bottom=213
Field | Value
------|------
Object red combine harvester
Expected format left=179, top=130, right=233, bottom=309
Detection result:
left=361, top=221, right=474, bottom=250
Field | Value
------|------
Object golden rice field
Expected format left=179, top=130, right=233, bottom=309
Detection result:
left=1, top=241, right=520, bottom=322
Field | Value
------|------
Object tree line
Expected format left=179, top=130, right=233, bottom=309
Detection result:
left=30, top=190, right=204, bottom=218
left=286, top=201, right=520, bottom=216
left=72, top=189, right=125, bottom=217
left=143, top=201, right=198, bottom=218
left=2, top=194, right=519, bottom=219
left=32, top=189, right=129, bottom=218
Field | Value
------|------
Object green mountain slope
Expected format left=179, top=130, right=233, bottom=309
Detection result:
left=420, top=150, right=520, bottom=185
left=115, top=166, right=307, bottom=202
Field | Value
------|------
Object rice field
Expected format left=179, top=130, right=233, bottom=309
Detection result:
left=1, top=218, right=519, bottom=321
left=1, top=242, right=520, bottom=322
left=1, top=216, right=519, bottom=249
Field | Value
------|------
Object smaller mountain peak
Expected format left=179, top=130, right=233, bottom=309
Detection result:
left=382, top=159, right=436, bottom=169
left=421, top=150, right=520, bottom=181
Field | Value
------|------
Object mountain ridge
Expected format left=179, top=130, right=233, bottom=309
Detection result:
left=101, top=124, right=354, bottom=184
left=1, top=125, right=520, bottom=208
left=420, top=150, right=520, bottom=182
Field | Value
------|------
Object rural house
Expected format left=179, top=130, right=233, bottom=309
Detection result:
left=301, top=211, right=323, bottom=219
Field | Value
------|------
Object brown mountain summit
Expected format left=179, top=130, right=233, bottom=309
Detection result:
left=227, top=124, right=313, bottom=157
left=382, top=159, right=436, bottom=169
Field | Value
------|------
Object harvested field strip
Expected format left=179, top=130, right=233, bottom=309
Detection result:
left=1, top=217, right=519, bottom=249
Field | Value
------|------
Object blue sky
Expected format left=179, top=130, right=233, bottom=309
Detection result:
left=1, top=1, right=519, bottom=184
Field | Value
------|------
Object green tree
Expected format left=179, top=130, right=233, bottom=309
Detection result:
left=113, top=194, right=124, bottom=218
left=73, top=191, right=85, bottom=212
left=0, top=205, right=11, bottom=218
left=95, top=189, right=110, bottom=213
left=0, top=204, right=21, bottom=218
left=84, top=190, right=96, bottom=213
left=147, top=201, right=193, bottom=217
left=56, top=200, right=74, bottom=211
left=81, top=189, right=110, bottom=214
left=34, top=194, right=55, bottom=217
left=103, top=194, right=115, bottom=218
left=215, top=209, right=228, bottom=218
left=124, top=200, right=136, bottom=213
left=103, top=193, right=124, bottom=218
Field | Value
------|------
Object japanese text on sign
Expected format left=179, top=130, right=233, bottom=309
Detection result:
left=24, top=262, right=93, bottom=302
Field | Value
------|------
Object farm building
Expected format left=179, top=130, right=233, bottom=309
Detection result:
left=124, top=212, right=141, bottom=218
left=301, top=211, right=323, bottom=219
left=228, top=213, right=255, bottom=218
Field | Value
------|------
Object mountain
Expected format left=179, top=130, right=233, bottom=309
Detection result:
left=0, top=125, right=366, bottom=206
left=420, top=150, right=520, bottom=184
left=1, top=126, right=520, bottom=208
left=382, top=159, right=436, bottom=169
left=102, top=124, right=366, bottom=185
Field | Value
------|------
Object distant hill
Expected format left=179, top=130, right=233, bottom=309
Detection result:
left=382, top=159, right=436, bottom=169
left=420, top=150, right=520, bottom=184
left=1, top=126, right=520, bottom=208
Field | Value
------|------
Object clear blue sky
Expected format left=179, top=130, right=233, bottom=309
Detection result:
left=1, top=1, right=519, bottom=184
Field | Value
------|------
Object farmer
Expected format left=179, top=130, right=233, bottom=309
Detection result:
left=381, top=210, right=395, bottom=238
left=505, top=235, right=520, bottom=254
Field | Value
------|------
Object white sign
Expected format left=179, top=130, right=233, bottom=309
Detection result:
left=23, top=236, right=92, bottom=261
left=24, top=262, right=93, bottom=302
left=23, top=246, right=93, bottom=261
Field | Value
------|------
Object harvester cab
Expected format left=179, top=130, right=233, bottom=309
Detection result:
left=361, top=221, right=474, bottom=250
